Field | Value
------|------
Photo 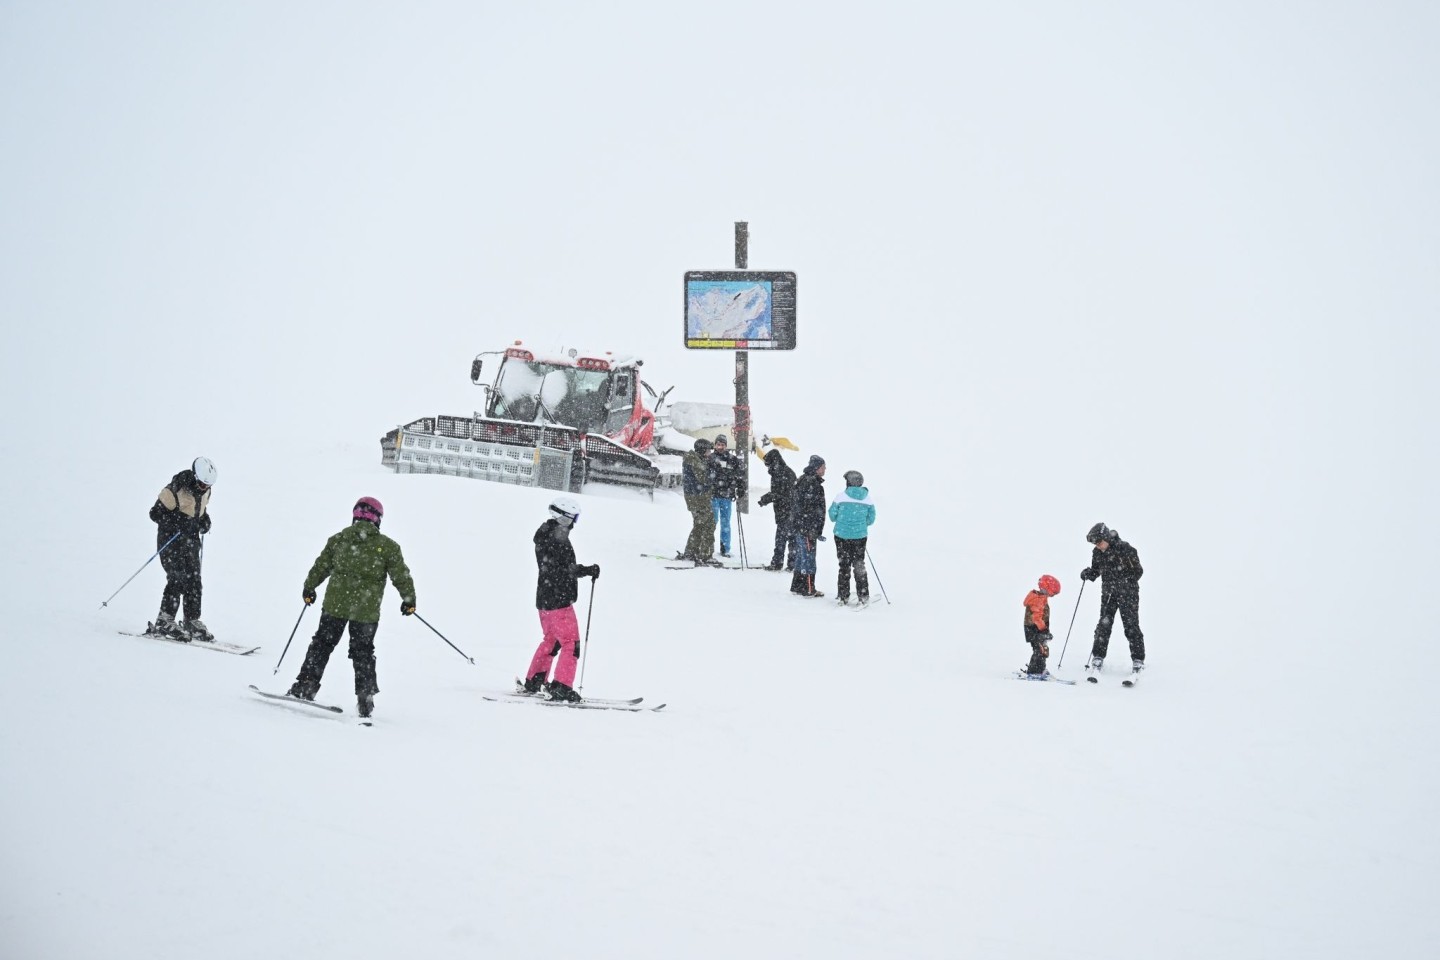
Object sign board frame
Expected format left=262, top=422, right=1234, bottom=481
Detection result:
left=683, top=270, right=797, bottom=350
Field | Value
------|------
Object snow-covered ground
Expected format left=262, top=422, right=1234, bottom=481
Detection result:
left=2, top=440, right=1434, bottom=959
left=2, top=3, right=1436, bottom=958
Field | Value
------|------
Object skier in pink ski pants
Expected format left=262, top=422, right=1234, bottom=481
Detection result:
left=521, top=496, right=599, bottom=702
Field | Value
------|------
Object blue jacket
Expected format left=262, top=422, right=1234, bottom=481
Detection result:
left=828, top=486, right=875, bottom=540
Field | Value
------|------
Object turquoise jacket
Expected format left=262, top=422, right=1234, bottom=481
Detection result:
left=828, top=486, right=876, bottom=540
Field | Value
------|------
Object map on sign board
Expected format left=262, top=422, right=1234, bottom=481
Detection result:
left=684, top=271, right=796, bottom=350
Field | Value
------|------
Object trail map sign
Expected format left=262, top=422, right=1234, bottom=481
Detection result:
left=683, top=270, right=797, bottom=350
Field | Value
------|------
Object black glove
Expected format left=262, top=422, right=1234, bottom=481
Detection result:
left=1081, top=567, right=1098, bottom=582
left=572, top=642, right=581, bottom=659
left=1039, top=631, right=1053, bottom=642
left=303, top=588, right=317, bottom=606
left=583, top=564, right=600, bottom=580
left=199, top=513, right=212, bottom=534
left=401, top=602, right=416, bottom=616
left=758, top=493, right=773, bottom=507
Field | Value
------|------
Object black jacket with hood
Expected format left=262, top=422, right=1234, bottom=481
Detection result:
left=534, top=518, right=583, bottom=610
left=759, top=450, right=797, bottom=519
left=792, top=465, right=827, bottom=538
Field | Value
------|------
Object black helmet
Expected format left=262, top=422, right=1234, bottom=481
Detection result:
left=1086, top=522, right=1114, bottom=544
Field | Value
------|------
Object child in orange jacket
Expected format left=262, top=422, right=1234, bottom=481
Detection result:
left=1023, top=575, right=1062, bottom=676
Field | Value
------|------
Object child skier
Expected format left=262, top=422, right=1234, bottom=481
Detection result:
left=522, top=496, right=600, bottom=702
left=1023, top=575, right=1061, bottom=676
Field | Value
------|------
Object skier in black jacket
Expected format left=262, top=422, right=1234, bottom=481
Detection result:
left=758, top=448, right=797, bottom=571
left=1080, top=522, right=1145, bottom=679
left=790, top=456, right=827, bottom=597
left=148, top=457, right=218, bottom=641
left=522, top=496, right=600, bottom=702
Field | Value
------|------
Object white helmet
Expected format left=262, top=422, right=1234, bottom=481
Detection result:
left=549, top=495, right=580, bottom=525
left=192, top=456, right=218, bottom=486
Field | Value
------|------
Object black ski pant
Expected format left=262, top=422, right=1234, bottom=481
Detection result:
left=158, top=536, right=203, bottom=620
left=770, top=509, right=796, bottom=568
left=293, top=612, right=380, bottom=698
left=1090, top=583, right=1144, bottom=663
left=1024, top=623, right=1049, bottom=674
left=835, top=536, right=869, bottom=602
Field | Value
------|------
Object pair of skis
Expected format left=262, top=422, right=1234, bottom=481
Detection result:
left=482, top=679, right=665, bottom=712
left=247, top=685, right=372, bottom=725
left=641, top=552, right=753, bottom=572
left=1012, top=668, right=1143, bottom=687
left=119, top=627, right=259, bottom=656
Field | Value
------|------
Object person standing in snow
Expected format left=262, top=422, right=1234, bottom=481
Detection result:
left=757, top=447, right=797, bottom=571
left=1080, top=522, right=1145, bottom=679
left=288, top=497, right=416, bottom=719
left=522, top=496, right=600, bottom=702
left=1023, top=575, right=1061, bottom=676
left=148, top=456, right=218, bottom=642
left=790, top=455, right=828, bottom=597
left=827, top=470, right=876, bottom=606
left=707, top=433, right=744, bottom=559
left=679, top=438, right=719, bottom=566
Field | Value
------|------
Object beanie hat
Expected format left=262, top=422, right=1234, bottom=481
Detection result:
left=694, top=438, right=713, bottom=453
left=808, top=455, right=826, bottom=470
left=354, top=497, right=384, bottom=526
left=713, top=433, right=728, bottom=446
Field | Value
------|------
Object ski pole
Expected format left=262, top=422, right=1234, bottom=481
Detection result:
left=866, top=551, right=892, bottom=605
left=272, top=602, right=310, bottom=675
left=1056, top=580, right=1087, bottom=668
left=100, top=532, right=181, bottom=608
left=735, top=505, right=749, bottom=568
left=577, top=579, right=596, bottom=693
left=413, top=612, right=475, bottom=664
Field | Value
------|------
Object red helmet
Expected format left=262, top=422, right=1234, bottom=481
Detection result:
left=1038, top=574, right=1061, bottom=596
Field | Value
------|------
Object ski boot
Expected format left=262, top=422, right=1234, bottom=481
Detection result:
left=357, top=692, right=375, bottom=718
left=151, top=613, right=185, bottom=640
left=1084, top=656, right=1103, bottom=683
left=521, top=673, right=547, bottom=695
left=183, top=618, right=214, bottom=643
left=545, top=681, right=582, bottom=703
left=1123, top=662, right=1145, bottom=687
left=287, top=680, right=318, bottom=702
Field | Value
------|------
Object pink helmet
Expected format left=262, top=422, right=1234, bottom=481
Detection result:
left=353, top=497, right=384, bottom=525
left=1038, top=574, right=1061, bottom=596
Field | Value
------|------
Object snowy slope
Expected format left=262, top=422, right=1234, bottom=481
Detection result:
left=2, top=438, right=1433, bottom=959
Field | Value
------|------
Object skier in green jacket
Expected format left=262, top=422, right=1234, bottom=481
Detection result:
left=287, top=497, right=416, bottom=718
